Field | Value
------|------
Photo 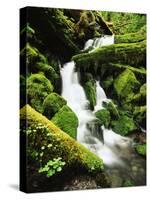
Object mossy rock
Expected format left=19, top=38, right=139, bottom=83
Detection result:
left=133, top=106, right=146, bottom=128
left=95, top=109, right=111, bottom=128
left=27, top=73, right=53, bottom=113
left=112, top=115, right=138, bottom=136
left=20, top=43, right=47, bottom=67
left=132, top=83, right=146, bottom=104
left=84, top=80, right=96, bottom=110
left=102, top=75, right=114, bottom=90
left=20, top=105, right=104, bottom=174
left=135, top=144, right=146, bottom=156
left=51, top=105, right=78, bottom=139
left=104, top=101, right=120, bottom=120
left=43, top=93, right=67, bottom=119
left=32, top=62, right=59, bottom=84
left=114, top=69, right=140, bottom=100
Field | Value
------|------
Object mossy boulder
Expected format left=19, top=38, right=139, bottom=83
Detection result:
left=32, top=62, right=59, bottom=84
left=84, top=80, right=96, bottom=110
left=114, top=69, right=140, bottom=100
left=104, top=101, right=120, bottom=120
left=51, top=105, right=78, bottom=139
left=43, top=93, right=67, bottom=119
left=135, top=144, right=146, bottom=156
left=20, top=105, right=104, bottom=174
left=133, top=106, right=146, bottom=129
left=112, top=115, right=138, bottom=136
left=20, top=43, right=47, bottom=67
left=132, top=83, right=146, bottom=104
left=27, top=73, right=53, bottom=113
left=95, top=109, right=111, bottom=128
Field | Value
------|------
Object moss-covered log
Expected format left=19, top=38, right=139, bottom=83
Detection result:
left=20, top=105, right=104, bottom=174
left=115, top=26, right=146, bottom=44
left=73, top=41, right=146, bottom=70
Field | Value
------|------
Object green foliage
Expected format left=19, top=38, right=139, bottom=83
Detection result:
left=133, top=105, right=146, bottom=128
left=114, top=69, right=140, bottom=99
left=112, top=115, right=137, bottom=136
left=135, top=144, right=146, bottom=156
left=20, top=43, right=48, bottom=66
left=43, top=93, right=67, bottom=119
left=21, top=23, right=35, bottom=38
left=122, top=180, right=134, bottom=187
left=101, top=11, right=146, bottom=34
left=95, top=109, right=111, bottom=128
left=39, top=157, right=66, bottom=177
left=84, top=80, right=96, bottom=110
left=20, top=105, right=104, bottom=174
left=115, top=26, right=146, bottom=44
left=27, top=73, right=53, bottom=113
left=51, top=105, right=78, bottom=139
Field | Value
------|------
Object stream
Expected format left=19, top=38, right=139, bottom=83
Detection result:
left=60, top=36, right=146, bottom=187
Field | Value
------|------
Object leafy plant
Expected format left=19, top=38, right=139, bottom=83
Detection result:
left=38, top=157, right=66, bottom=177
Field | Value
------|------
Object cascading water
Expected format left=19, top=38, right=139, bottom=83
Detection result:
left=60, top=35, right=146, bottom=186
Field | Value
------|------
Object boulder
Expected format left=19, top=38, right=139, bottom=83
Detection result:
left=27, top=73, right=53, bottom=113
left=135, top=144, right=146, bottom=156
left=95, top=109, right=111, bottom=128
left=51, top=105, right=78, bottom=139
left=114, top=69, right=140, bottom=100
left=84, top=80, right=96, bottom=110
left=112, top=115, right=138, bottom=136
left=43, top=93, right=67, bottom=119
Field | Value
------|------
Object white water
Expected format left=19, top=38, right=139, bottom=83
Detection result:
left=60, top=35, right=131, bottom=166
left=84, top=35, right=114, bottom=51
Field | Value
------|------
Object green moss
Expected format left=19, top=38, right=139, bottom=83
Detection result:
left=135, top=144, right=146, bottom=156
left=20, top=43, right=47, bottom=69
left=102, top=75, right=114, bottom=90
left=107, top=63, right=146, bottom=76
left=20, top=105, right=103, bottom=173
left=114, top=69, right=140, bottom=99
left=95, top=109, right=110, bottom=128
left=122, top=180, right=134, bottom=187
left=132, top=84, right=146, bottom=104
left=27, top=74, right=53, bottom=113
left=51, top=105, right=78, bottom=139
left=105, top=101, right=119, bottom=119
left=43, top=93, right=67, bottom=119
left=73, top=41, right=146, bottom=69
left=33, top=62, right=59, bottom=84
left=133, top=106, right=146, bottom=128
left=84, top=80, right=96, bottom=110
left=115, top=27, right=146, bottom=44
left=112, top=115, right=137, bottom=136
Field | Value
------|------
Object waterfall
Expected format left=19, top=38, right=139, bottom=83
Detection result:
left=60, top=35, right=146, bottom=186
left=84, top=35, right=114, bottom=51
left=60, top=35, right=131, bottom=166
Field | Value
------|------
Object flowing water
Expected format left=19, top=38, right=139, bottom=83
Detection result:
left=60, top=36, right=146, bottom=187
